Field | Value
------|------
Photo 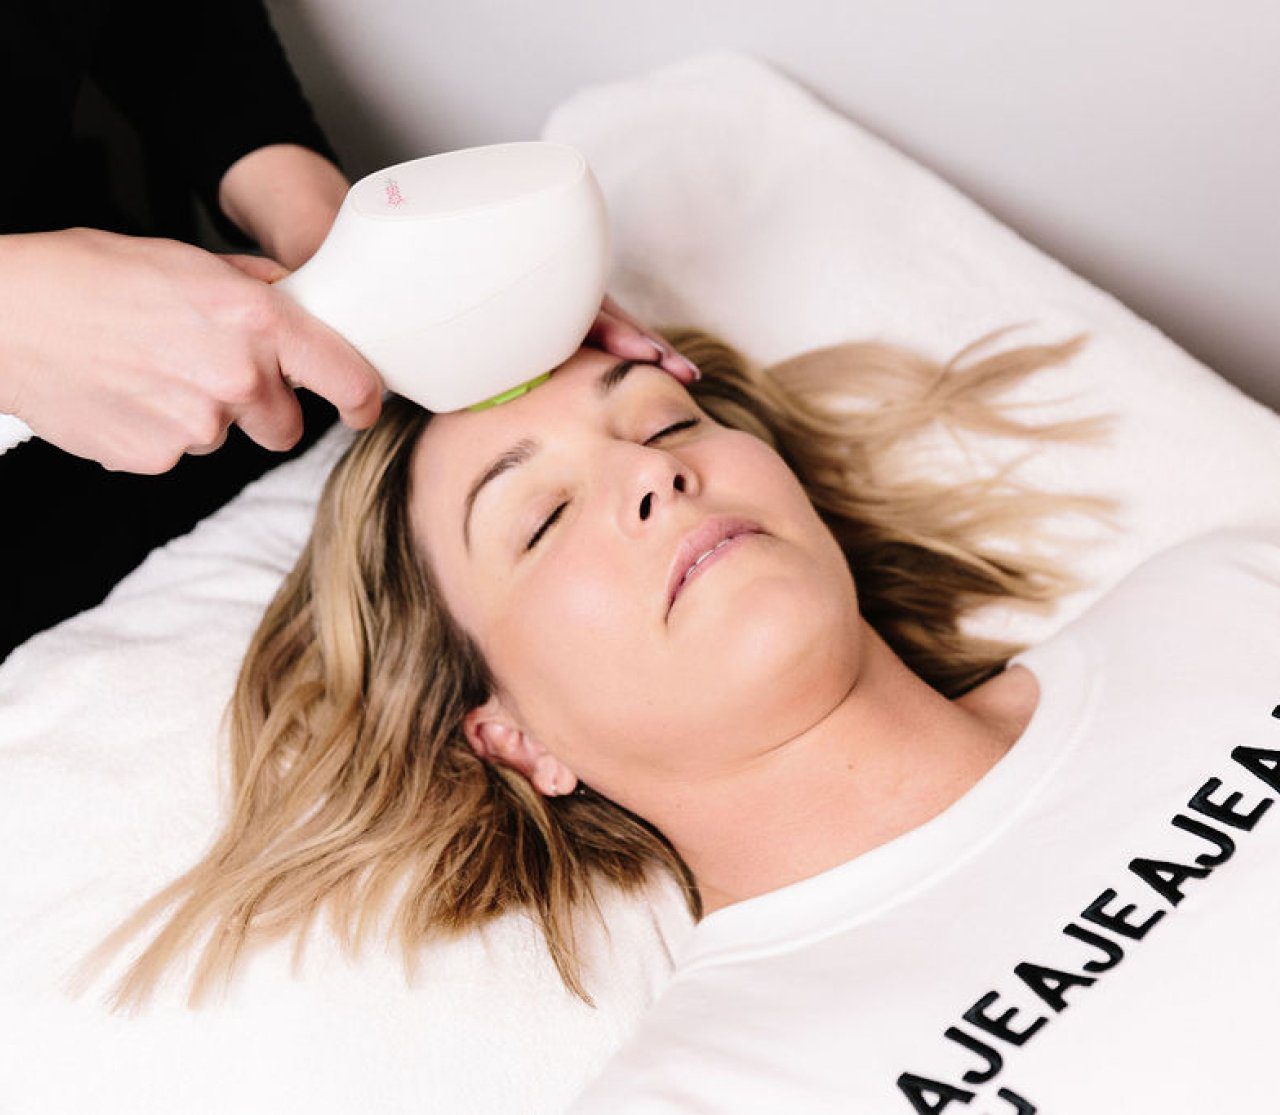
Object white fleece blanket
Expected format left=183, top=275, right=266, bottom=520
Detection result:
left=2, top=50, right=1278, bottom=1115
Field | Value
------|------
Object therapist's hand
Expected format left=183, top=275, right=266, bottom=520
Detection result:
left=589, top=294, right=702, bottom=385
left=0, top=227, right=382, bottom=474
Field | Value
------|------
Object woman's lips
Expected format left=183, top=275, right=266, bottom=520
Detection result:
left=671, top=531, right=756, bottom=607
left=666, top=517, right=764, bottom=616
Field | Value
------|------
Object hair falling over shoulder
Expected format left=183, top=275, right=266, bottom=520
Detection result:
left=77, top=321, right=1121, bottom=1012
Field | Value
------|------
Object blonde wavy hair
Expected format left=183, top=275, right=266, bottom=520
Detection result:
left=82, top=321, right=1120, bottom=1012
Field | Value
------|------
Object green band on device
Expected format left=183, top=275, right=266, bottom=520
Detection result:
left=467, top=371, right=553, bottom=412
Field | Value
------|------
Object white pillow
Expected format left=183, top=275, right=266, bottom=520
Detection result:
left=2, top=49, right=1278, bottom=1115
left=544, top=50, right=1280, bottom=644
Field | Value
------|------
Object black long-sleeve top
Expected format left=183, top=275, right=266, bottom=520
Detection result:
left=1, top=0, right=340, bottom=237
left=0, top=0, right=345, bottom=661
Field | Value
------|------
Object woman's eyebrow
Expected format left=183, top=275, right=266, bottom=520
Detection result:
left=461, top=358, right=661, bottom=553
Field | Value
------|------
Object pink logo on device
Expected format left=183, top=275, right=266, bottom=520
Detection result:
left=384, top=179, right=405, bottom=207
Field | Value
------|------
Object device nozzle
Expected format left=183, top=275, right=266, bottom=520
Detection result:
left=466, top=371, right=553, bottom=412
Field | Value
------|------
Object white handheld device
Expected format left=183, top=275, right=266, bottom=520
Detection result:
left=275, top=141, right=611, bottom=413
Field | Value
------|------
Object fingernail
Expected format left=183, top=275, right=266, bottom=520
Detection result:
left=680, top=354, right=702, bottom=381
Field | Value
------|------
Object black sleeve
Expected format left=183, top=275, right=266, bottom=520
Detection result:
left=87, top=0, right=343, bottom=246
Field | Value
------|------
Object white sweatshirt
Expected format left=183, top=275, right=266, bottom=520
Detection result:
left=570, top=523, right=1280, bottom=1114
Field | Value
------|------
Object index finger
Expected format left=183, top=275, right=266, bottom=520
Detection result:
left=595, top=294, right=701, bottom=383
left=273, top=299, right=384, bottom=428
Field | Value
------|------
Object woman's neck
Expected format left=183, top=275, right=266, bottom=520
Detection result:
left=655, top=623, right=1040, bottom=918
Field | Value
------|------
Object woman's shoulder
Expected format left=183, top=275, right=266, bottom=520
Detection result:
left=1147, top=517, right=1280, bottom=570
left=1049, top=516, right=1280, bottom=671
left=1017, top=517, right=1280, bottom=675
left=1098, top=517, right=1280, bottom=609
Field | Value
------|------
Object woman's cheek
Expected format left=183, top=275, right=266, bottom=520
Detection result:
left=546, top=548, right=633, bottom=635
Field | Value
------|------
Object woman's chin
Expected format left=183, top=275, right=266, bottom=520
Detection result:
left=679, top=565, right=857, bottom=679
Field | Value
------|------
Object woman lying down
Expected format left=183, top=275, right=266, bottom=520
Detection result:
left=83, top=323, right=1280, bottom=1112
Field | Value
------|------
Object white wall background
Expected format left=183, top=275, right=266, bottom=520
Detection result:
left=266, top=0, right=1279, bottom=412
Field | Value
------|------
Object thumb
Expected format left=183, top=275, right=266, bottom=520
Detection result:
left=221, top=253, right=291, bottom=284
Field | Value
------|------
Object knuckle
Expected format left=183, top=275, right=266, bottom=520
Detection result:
left=246, top=405, right=303, bottom=453
left=139, top=447, right=182, bottom=475
left=214, top=363, right=263, bottom=407
left=346, top=374, right=378, bottom=412
left=233, top=286, right=281, bottom=337
left=192, top=407, right=227, bottom=447
left=275, top=406, right=305, bottom=450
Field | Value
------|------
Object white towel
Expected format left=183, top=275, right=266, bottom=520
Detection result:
left=0, top=414, right=33, bottom=455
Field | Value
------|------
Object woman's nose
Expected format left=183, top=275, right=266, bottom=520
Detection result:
left=637, top=466, right=689, bottom=522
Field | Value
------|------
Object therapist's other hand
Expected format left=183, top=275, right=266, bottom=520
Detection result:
left=588, top=293, right=702, bottom=385
left=0, top=228, right=382, bottom=474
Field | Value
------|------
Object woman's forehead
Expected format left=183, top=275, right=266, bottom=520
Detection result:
left=417, top=346, right=690, bottom=478
left=410, top=347, right=637, bottom=539
left=437, top=347, right=614, bottom=434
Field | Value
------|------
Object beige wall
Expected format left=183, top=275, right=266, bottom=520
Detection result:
left=267, top=0, right=1280, bottom=411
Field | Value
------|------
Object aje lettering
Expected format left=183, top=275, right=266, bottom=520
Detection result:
left=896, top=706, right=1280, bottom=1114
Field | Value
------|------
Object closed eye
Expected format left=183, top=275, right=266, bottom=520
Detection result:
left=523, top=417, right=702, bottom=552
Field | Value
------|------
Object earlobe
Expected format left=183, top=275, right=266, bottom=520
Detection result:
left=531, top=753, right=579, bottom=798
left=463, top=707, right=579, bottom=797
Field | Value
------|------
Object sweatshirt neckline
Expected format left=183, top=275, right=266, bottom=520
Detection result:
left=674, top=628, right=1101, bottom=973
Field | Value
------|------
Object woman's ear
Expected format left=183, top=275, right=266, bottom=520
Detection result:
left=463, top=703, right=579, bottom=797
